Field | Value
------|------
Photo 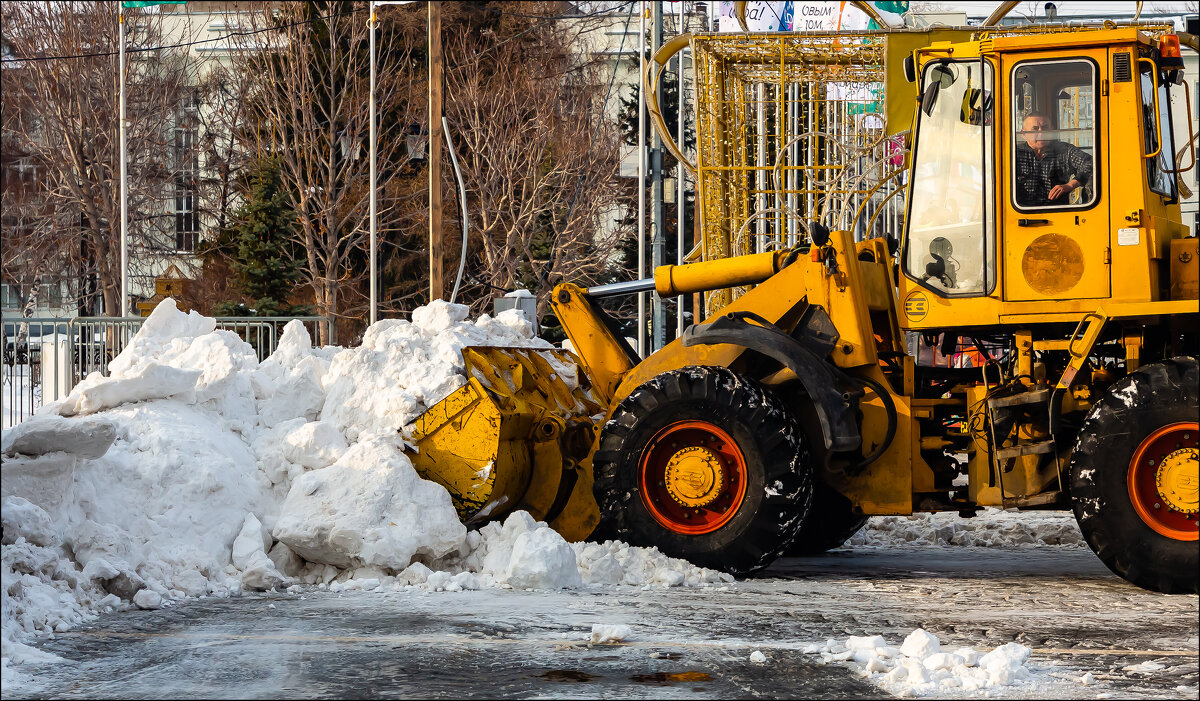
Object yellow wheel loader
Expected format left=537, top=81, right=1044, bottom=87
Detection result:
left=407, top=26, right=1199, bottom=594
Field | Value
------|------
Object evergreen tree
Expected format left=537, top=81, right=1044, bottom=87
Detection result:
left=213, top=157, right=308, bottom=317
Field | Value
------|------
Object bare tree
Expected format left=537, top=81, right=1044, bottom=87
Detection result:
left=441, top=5, right=626, bottom=317
left=224, top=2, right=422, bottom=344
left=1, top=1, right=198, bottom=316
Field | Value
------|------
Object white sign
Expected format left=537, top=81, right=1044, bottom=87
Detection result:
left=1117, top=227, right=1140, bottom=246
left=717, top=1, right=792, bottom=32
left=717, top=2, right=906, bottom=33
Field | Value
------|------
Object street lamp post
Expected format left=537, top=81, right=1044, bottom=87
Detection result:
left=369, top=4, right=377, bottom=325
left=119, top=8, right=129, bottom=317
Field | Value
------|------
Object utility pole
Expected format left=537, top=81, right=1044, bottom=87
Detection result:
left=650, top=0, right=665, bottom=351
left=428, top=1, right=443, bottom=303
left=119, top=8, right=128, bottom=317
left=368, top=4, right=377, bottom=325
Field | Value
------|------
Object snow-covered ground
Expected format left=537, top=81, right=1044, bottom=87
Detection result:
left=2, top=299, right=1195, bottom=698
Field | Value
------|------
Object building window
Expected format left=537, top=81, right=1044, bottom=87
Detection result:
left=174, top=122, right=199, bottom=252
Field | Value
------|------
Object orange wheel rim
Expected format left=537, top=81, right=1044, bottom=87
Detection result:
left=1127, top=422, right=1199, bottom=541
left=638, top=420, right=749, bottom=535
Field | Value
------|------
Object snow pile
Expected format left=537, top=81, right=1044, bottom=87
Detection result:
left=320, top=302, right=548, bottom=442
left=804, top=628, right=1037, bottom=696
left=1, top=298, right=732, bottom=683
left=849, top=509, right=1086, bottom=549
left=390, top=511, right=732, bottom=592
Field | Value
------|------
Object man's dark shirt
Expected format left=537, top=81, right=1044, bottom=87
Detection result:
left=1015, top=140, right=1093, bottom=207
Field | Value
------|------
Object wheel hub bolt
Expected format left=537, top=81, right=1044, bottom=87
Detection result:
left=1154, top=503, right=1161, bottom=509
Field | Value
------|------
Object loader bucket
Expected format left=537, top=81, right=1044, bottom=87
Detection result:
left=404, top=346, right=605, bottom=542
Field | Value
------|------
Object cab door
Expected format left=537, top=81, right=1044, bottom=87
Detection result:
left=1001, top=51, right=1110, bottom=301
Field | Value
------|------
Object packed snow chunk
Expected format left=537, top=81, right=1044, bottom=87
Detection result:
left=106, top=298, right=215, bottom=376
left=750, top=650, right=768, bottom=664
left=1, top=451, right=79, bottom=518
left=979, top=641, right=1032, bottom=685
left=570, top=539, right=733, bottom=587
left=847, top=635, right=889, bottom=651
left=231, top=514, right=272, bottom=570
left=396, top=562, right=433, bottom=586
left=504, top=527, right=582, bottom=590
left=590, top=623, right=632, bottom=644
left=281, top=421, right=348, bottom=470
left=240, top=550, right=286, bottom=592
left=923, top=651, right=965, bottom=670
left=257, top=360, right=326, bottom=429
left=411, top=299, right=471, bottom=332
left=56, top=363, right=201, bottom=417
left=267, top=542, right=305, bottom=578
left=320, top=300, right=549, bottom=443
left=272, top=438, right=466, bottom=570
left=1, top=498, right=59, bottom=548
left=254, top=321, right=328, bottom=428
left=132, top=589, right=162, bottom=610
left=899, top=628, right=941, bottom=660
left=1, top=415, right=116, bottom=459
left=951, top=646, right=981, bottom=667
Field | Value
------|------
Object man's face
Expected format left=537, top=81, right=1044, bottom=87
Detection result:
left=1022, top=115, right=1049, bottom=151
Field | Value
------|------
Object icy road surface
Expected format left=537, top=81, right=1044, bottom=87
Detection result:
left=9, top=546, right=1197, bottom=699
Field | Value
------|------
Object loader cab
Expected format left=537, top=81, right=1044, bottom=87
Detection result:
left=898, top=29, right=1190, bottom=330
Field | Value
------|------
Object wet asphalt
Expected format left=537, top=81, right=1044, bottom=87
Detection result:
left=9, top=547, right=1197, bottom=699
left=14, top=592, right=881, bottom=699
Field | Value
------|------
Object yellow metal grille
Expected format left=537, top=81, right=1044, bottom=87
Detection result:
left=692, top=31, right=901, bottom=312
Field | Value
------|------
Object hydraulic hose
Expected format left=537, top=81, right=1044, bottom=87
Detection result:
left=846, top=373, right=898, bottom=474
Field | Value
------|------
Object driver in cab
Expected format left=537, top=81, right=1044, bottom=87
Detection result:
left=1015, top=113, right=1093, bottom=207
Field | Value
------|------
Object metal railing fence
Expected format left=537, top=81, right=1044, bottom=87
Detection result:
left=2, top=315, right=330, bottom=428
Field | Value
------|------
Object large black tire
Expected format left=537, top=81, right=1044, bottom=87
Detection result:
left=593, top=366, right=812, bottom=576
left=786, top=482, right=869, bottom=555
left=1069, top=357, right=1199, bottom=594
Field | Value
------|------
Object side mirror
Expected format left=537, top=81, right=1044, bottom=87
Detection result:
left=809, top=221, right=830, bottom=247
left=903, top=55, right=916, bottom=83
left=921, top=81, right=941, bottom=116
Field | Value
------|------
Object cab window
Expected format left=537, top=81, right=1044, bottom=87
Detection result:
left=904, top=59, right=994, bottom=296
left=1011, top=59, right=1098, bottom=211
left=1140, top=60, right=1178, bottom=198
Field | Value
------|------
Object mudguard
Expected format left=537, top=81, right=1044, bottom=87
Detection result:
left=682, top=308, right=863, bottom=453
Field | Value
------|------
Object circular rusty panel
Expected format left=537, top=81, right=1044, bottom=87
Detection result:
left=1021, top=233, right=1085, bottom=296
